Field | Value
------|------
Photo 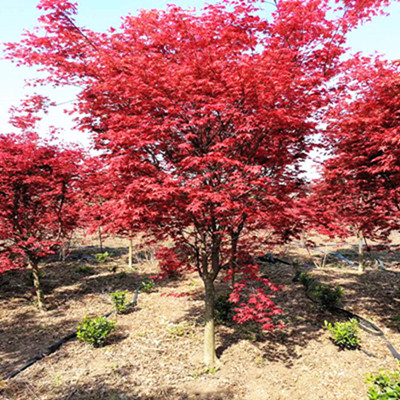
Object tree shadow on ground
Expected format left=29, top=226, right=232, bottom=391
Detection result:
left=59, top=383, right=233, bottom=400
left=314, top=268, right=400, bottom=333
left=0, top=309, right=77, bottom=379
left=278, top=243, right=400, bottom=332
left=0, top=242, right=176, bottom=309
left=0, top=245, right=200, bottom=381
left=1, top=376, right=235, bottom=400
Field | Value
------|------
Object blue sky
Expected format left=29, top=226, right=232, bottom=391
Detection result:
left=0, top=0, right=399, bottom=147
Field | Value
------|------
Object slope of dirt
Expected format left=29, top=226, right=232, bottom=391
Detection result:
left=1, top=237, right=400, bottom=400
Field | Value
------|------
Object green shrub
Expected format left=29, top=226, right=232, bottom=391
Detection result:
left=324, top=319, right=361, bottom=349
left=366, top=369, right=400, bottom=399
left=77, top=316, right=116, bottom=347
left=310, top=282, right=343, bottom=309
left=298, top=272, right=343, bottom=309
left=141, top=280, right=155, bottom=293
left=95, top=252, right=109, bottom=263
left=110, top=290, right=128, bottom=314
left=298, top=272, right=316, bottom=289
left=215, top=292, right=234, bottom=324
left=75, top=265, right=93, bottom=274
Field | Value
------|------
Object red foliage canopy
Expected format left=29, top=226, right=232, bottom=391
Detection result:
left=306, top=59, right=400, bottom=243
left=4, top=0, right=397, bottom=336
left=0, top=133, right=84, bottom=273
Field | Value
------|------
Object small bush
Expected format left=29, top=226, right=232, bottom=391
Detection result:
left=310, top=282, right=343, bottom=309
left=324, top=319, right=361, bottom=349
left=298, top=272, right=343, bottom=309
left=95, top=252, right=109, bottom=263
left=141, top=280, right=155, bottom=293
left=110, top=290, right=129, bottom=314
left=75, top=265, right=93, bottom=274
left=298, top=272, right=316, bottom=289
left=77, top=316, right=116, bottom=347
left=366, top=369, right=400, bottom=399
left=215, top=292, right=234, bottom=324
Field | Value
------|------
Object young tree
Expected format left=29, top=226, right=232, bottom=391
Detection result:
left=0, top=133, right=84, bottom=310
left=308, top=59, right=400, bottom=271
left=5, top=0, right=395, bottom=364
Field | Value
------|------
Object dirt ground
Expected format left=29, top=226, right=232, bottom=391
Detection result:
left=1, top=234, right=400, bottom=400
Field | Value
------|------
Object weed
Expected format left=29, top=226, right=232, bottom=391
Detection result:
left=75, top=265, right=93, bottom=274
left=136, top=331, right=151, bottom=338
left=110, top=290, right=129, bottom=314
left=203, top=366, right=220, bottom=374
left=324, top=319, right=361, bottom=349
left=95, top=252, right=109, bottom=263
left=141, top=279, right=155, bottom=293
left=189, top=366, right=220, bottom=378
left=167, top=321, right=193, bottom=338
left=53, top=373, right=63, bottom=387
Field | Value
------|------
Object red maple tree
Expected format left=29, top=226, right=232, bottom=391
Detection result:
left=5, top=0, right=395, bottom=364
left=0, top=132, right=84, bottom=310
left=305, top=58, right=400, bottom=270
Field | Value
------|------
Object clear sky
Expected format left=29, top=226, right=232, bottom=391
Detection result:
left=0, top=0, right=399, bottom=147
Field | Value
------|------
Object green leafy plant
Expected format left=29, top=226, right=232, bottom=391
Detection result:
left=75, top=265, right=93, bottom=274
left=298, top=272, right=343, bottom=309
left=110, top=290, right=129, bottom=314
left=141, top=279, right=155, bottom=293
left=77, top=316, right=116, bottom=347
left=189, top=366, right=220, bottom=379
left=95, top=252, right=109, bottom=263
left=366, top=368, right=400, bottom=399
left=324, top=319, right=361, bottom=349
left=311, top=282, right=343, bottom=309
left=298, top=272, right=316, bottom=289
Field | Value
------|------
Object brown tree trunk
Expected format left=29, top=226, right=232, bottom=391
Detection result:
left=230, top=234, right=238, bottom=289
left=30, top=260, right=45, bottom=311
left=358, top=231, right=365, bottom=273
left=128, top=237, right=133, bottom=268
left=203, top=276, right=217, bottom=367
left=98, top=227, right=103, bottom=252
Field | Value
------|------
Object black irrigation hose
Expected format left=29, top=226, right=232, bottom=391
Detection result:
left=260, top=253, right=400, bottom=361
left=3, top=331, right=78, bottom=381
left=2, top=284, right=143, bottom=382
left=257, top=253, right=292, bottom=266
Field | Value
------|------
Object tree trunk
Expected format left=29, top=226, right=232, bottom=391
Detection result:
left=128, top=237, right=133, bottom=268
left=230, top=234, right=238, bottom=289
left=358, top=231, right=365, bottom=273
left=203, top=277, right=217, bottom=367
left=98, top=227, right=103, bottom=252
left=30, top=260, right=45, bottom=311
left=301, top=233, right=320, bottom=268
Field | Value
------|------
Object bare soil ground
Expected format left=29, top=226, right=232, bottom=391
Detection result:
left=1, top=235, right=400, bottom=400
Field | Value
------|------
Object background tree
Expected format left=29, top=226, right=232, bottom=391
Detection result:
left=5, top=0, right=395, bottom=364
left=306, top=58, right=400, bottom=270
left=0, top=132, right=84, bottom=310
